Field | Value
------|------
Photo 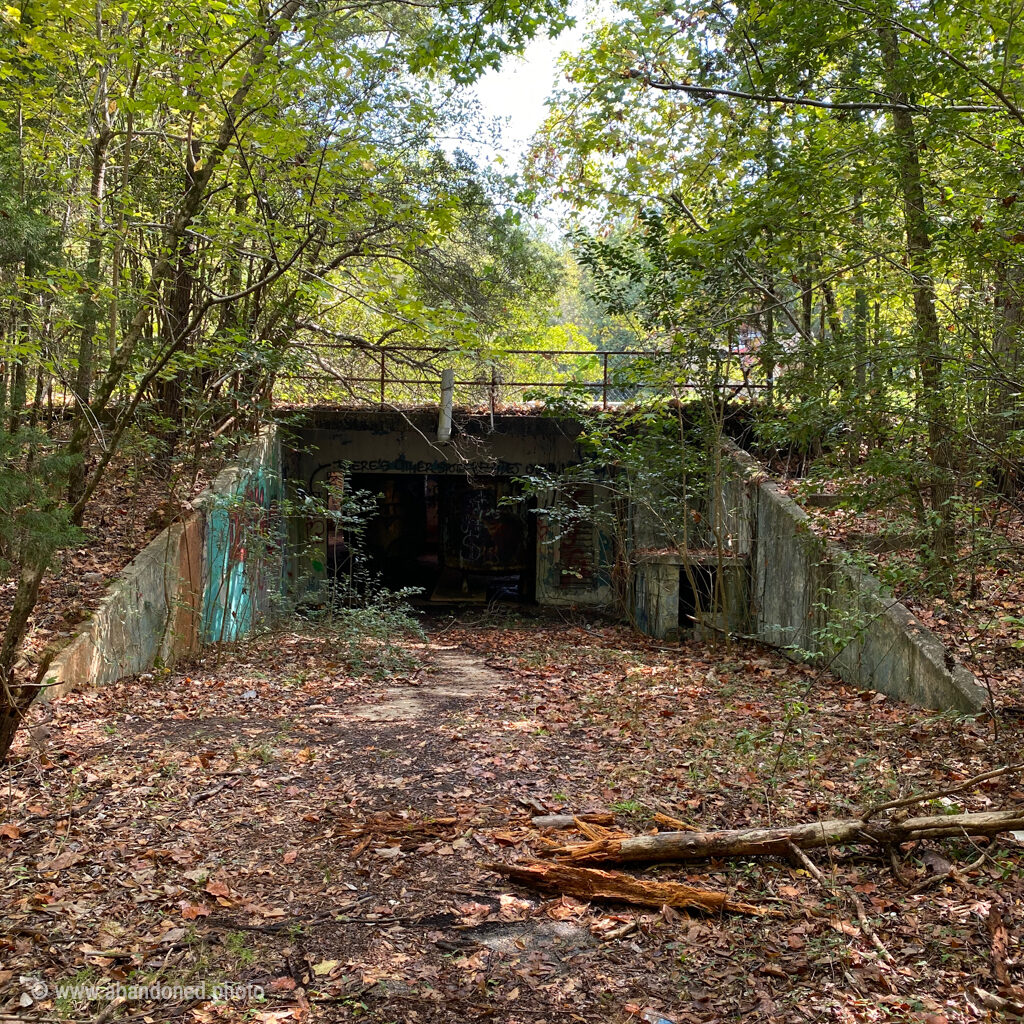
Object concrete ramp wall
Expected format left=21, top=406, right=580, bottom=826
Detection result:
left=722, top=443, right=987, bottom=713
left=199, top=427, right=282, bottom=643
left=46, top=427, right=281, bottom=698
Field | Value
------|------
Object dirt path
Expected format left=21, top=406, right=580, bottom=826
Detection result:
left=346, top=644, right=503, bottom=722
left=3, top=616, right=1024, bottom=1023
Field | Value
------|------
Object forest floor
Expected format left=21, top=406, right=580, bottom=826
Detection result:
left=3, top=611, right=1024, bottom=1023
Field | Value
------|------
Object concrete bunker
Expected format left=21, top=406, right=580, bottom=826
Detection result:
left=45, top=408, right=986, bottom=715
left=281, top=408, right=612, bottom=606
left=339, top=473, right=533, bottom=602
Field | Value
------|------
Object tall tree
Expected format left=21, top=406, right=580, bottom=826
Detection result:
left=533, top=0, right=1024, bottom=552
left=0, top=0, right=572, bottom=758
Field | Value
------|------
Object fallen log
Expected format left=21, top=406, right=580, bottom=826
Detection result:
left=485, top=860, right=772, bottom=916
left=652, top=812, right=698, bottom=832
left=530, top=812, right=615, bottom=830
left=547, top=808, right=1024, bottom=865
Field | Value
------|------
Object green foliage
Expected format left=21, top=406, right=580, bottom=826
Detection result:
left=531, top=0, right=1024, bottom=533
left=0, top=428, right=83, bottom=573
left=516, top=399, right=731, bottom=624
left=314, top=593, right=426, bottom=679
left=0, top=0, right=574, bottom=755
left=275, top=471, right=426, bottom=677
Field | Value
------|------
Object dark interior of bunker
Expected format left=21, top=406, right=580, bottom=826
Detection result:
left=340, top=473, right=534, bottom=602
left=282, top=409, right=591, bottom=606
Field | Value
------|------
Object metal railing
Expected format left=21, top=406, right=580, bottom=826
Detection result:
left=279, top=344, right=763, bottom=409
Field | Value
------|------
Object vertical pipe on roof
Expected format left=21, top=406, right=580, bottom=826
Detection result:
left=438, top=368, right=454, bottom=442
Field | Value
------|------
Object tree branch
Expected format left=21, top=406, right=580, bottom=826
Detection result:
left=625, top=71, right=1002, bottom=115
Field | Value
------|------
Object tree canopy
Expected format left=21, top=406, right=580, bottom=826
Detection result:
left=0, top=0, right=575, bottom=754
left=531, top=0, right=1024, bottom=525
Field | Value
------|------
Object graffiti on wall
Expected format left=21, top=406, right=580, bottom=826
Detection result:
left=201, top=439, right=282, bottom=643
left=536, top=484, right=614, bottom=604
left=440, top=480, right=527, bottom=572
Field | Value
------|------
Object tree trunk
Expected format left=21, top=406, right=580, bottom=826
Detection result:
left=879, top=27, right=956, bottom=560
left=108, top=65, right=139, bottom=362
left=67, top=125, right=112, bottom=519
left=759, top=277, right=776, bottom=403
left=0, top=562, right=48, bottom=754
left=853, top=202, right=869, bottom=397
left=7, top=358, right=26, bottom=435
left=7, top=256, right=34, bottom=434
left=28, top=362, right=45, bottom=429
left=67, top=2, right=115, bottom=515
left=0, top=0, right=303, bottom=762
left=547, top=808, right=1024, bottom=865
left=990, top=262, right=1023, bottom=492
left=153, top=137, right=201, bottom=464
left=851, top=249, right=869, bottom=452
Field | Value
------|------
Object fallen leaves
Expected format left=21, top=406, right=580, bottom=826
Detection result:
left=3, top=617, right=1023, bottom=1024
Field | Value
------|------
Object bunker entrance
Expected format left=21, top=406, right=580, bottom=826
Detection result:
left=329, top=473, right=536, bottom=604
left=678, top=563, right=716, bottom=631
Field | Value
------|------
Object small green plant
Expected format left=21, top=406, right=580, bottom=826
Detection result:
left=54, top=967, right=97, bottom=1016
left=252, top=744, right=275, bottom=764
left=734, top=727, right=757, bottom=753
left=225, top=931, right=256, bottom=966
left=317, top=592, right=425, bottom=678
left=267, top=470, right=427, bottom=677
left=609, top=799, right=645, bottom=814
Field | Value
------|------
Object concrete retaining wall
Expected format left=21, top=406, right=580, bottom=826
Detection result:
left=45, top=515, right=205, bottom=700
left=45, top=427, right=281, bottom=698
left=722, top=443, right=987, bottom=712
left=633, top=553, right=749, bottom=640
left=200, top=427, right=282, bottom=643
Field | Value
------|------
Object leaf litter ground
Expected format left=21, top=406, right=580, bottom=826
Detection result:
left=3, top=610, right=1023, bottom=1023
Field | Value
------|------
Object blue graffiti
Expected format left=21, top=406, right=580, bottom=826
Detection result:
left=201, top=445, right=281, bottom=643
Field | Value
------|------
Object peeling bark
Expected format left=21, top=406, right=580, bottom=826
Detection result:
left=486, top=860, right=773, bottom=916
left=545, top=809, right=1024, bottom=865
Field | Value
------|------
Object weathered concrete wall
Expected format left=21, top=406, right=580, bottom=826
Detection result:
left=285, top=409, right=585, bottom=495
left=199, top=427, right=282, bottom=643
left=45, top=427, right=281, bottom=698
left=722, top=443, right=987, bottom=712
left=633, top=553, right=749, bottom=640
left=45, top=514, right=205, bottom=699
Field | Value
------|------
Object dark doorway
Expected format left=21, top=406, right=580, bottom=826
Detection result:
left=678, top=563, right=716, bottom=630
left=342, top=474, right=535, bottom=603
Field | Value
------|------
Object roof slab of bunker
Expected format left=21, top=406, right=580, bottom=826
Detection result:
left=273, top=404, right=588, bottom=437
